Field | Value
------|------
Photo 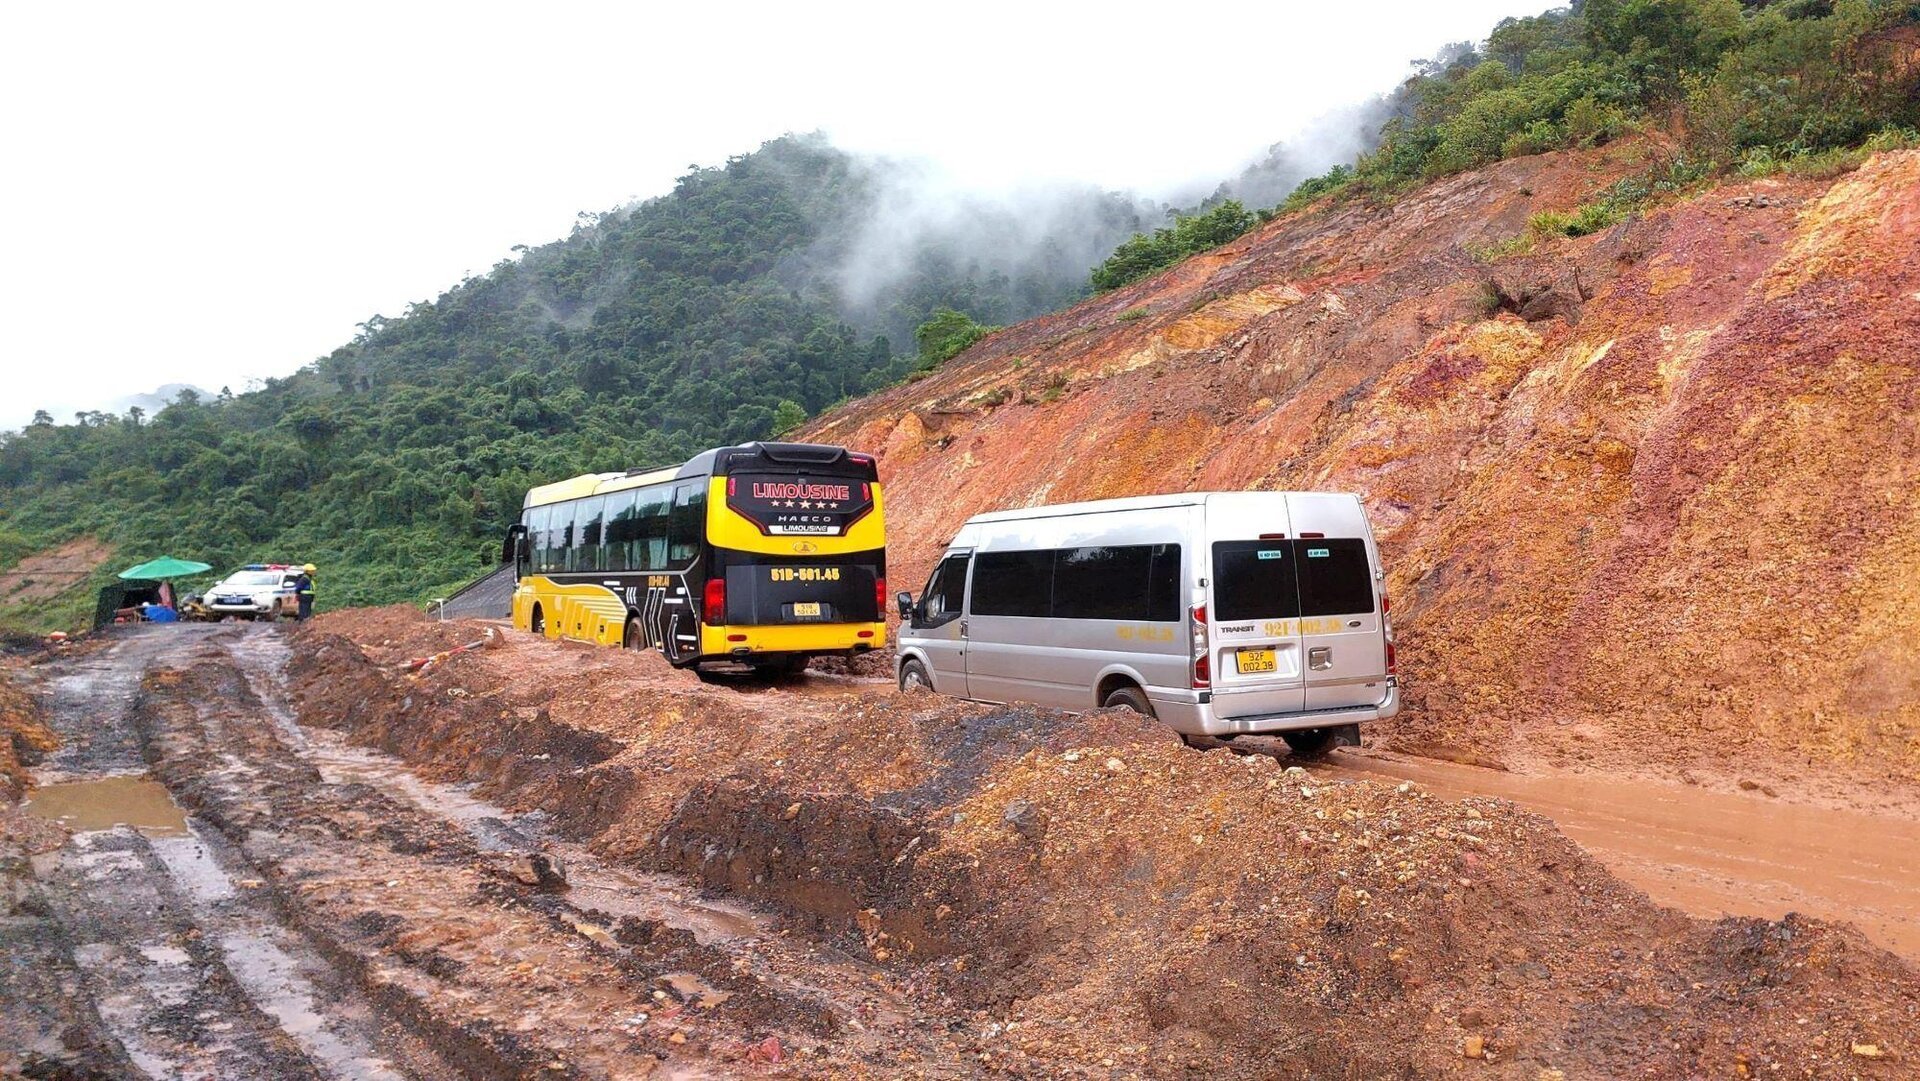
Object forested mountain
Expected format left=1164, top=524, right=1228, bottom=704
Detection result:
left=5, top=0, right=1915, bottom=628
left=0, top=134, right=1149, bottom=620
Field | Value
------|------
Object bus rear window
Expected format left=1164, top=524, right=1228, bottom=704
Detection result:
left=1211, top=541, right=1301, bottom=622
left=1297, top=538, right=1375, bottom=616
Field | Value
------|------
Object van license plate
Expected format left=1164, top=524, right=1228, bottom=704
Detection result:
left=792, top=602, right=822, bottom=618
left=1237, top=648, right=1277, bottom=674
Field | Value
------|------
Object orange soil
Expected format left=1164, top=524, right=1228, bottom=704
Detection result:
left=290, top=611, right=1920, bottom=1078
left=806, top=145, right=1920, bottom=801
left=0, top=536, right=111, bottom=607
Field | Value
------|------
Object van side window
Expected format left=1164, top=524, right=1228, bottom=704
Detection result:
left=971, top=551, right=1053, bottom=618
left=1296, top=538, right=1375, bottom=616
left=919, top=553, right=970, bottom=626
left=1053, top=544, right=1182, bottom=621
left=1211, top=541, right=1302, bottom=621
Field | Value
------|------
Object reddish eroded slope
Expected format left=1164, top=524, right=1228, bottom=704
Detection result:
left=289, top=612, right=1920, bottom=1078
left=808, top=145, right=1920, bottom=796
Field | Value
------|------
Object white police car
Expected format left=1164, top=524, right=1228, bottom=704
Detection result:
left=204, top=564, right=303, bottom=620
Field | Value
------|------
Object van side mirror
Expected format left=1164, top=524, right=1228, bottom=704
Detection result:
left=896, top=591, right=913, bottom=622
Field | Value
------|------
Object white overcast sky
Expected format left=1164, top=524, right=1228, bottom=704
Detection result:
left=0, top=0, right=1540, bottom=431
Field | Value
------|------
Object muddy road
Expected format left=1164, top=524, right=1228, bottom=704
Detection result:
left=5, top=625, right=953, bottom=1078
left=8, top=617, right=1920, bottom=1079
left=701, top=667, right=1920, bottom=964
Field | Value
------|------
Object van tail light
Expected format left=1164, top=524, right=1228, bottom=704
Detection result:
left=703, top=578, right=726, bottom=625
left=874, top=576, right=887, bottom=619
left=1386, top=640, right=1398, bottom=675
left=1190, top=604, right=1211, bottom=689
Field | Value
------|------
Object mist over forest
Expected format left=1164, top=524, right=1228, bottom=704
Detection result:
left=5, top=0, right=1916, bottom=626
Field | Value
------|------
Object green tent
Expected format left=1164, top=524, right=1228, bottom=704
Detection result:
left=117, top=557, right=212, bottom=580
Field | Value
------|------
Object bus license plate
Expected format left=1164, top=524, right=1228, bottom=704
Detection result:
left=1237, top=648, right=1277, bottom=674
left=792, top=602, right=822, bottom=618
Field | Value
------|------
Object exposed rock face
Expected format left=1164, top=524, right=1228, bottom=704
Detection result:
left=809, top=145, right=1920, bottom=790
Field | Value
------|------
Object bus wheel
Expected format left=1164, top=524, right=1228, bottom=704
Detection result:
left=1101, top=685, right=1156, bottom=719
left=898, top=659, right=932, bottom=693
left=623, top=617, right=645, bottom=651
left=1281, top=728, right=1338, bottom=759
left=530, top=604, right=545, bottom=635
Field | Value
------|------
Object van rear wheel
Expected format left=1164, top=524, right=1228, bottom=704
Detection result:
left=1102, top=685, right=1155, bottom=718
left=1281, top=728, right=1338, bottom=759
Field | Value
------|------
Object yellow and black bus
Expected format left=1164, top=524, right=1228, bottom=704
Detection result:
left=505, top=441, right=886, bottom=675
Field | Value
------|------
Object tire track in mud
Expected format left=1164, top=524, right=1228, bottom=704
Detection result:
left=15, top=625, right=416, bottom=1080
left=144, top=626, right=956, bottom=1078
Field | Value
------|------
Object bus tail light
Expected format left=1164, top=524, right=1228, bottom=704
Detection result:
left=1190, top=604, right=1211, bottom=689
left=703, top=578, right=726, bottom=625
left=875, top=576, right=887, bottom=619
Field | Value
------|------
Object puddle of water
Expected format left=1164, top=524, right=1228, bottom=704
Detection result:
left=1320, top=749, right=1920, bottom=961
left=25, top=776, right=189, bottom=836
left=567, top=865, right=769, bottom=943
left=661, top=972, right=733, bottom=1009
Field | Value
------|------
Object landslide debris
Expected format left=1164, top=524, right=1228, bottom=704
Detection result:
left=0, top=662, right=57, bottom=803
left=806, top=145, right=1920, bottom=801
left=290, top=611, right=1920, bottom=1077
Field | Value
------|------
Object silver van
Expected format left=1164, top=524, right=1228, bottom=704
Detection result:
left=894, top=492, right=1398, bottom=756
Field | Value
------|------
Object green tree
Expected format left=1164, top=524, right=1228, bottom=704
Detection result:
left=769, top=399, right=807, bottom=436
left=915, top=308, right=997, bottom=367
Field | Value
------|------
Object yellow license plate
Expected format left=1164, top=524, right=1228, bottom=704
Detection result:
left=1238, top=648, right=1277, bottom=674
left=792, top=602, right=822, bottom=618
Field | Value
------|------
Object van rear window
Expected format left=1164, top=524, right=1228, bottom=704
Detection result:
left=1211, top=542, right=1301, bottom=621
left=1297, top=538, right=1375, bottom=616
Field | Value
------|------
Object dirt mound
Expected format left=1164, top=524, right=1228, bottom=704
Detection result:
left=0, top=666, right=56, bottom=803
left=290, top=615, right=1920, bottom=1077
left=0, top=536, right=111, bottom=608
left=806, top=145, right=1920, bottom=799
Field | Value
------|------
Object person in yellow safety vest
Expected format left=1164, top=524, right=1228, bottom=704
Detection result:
left=295, top=563, right=317, bottom=620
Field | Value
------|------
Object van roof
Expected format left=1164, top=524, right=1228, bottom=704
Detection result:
left=965, top=491, right=1352, bottom=525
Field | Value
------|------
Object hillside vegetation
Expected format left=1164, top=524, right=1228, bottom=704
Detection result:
left=3, top=1, right=1915, bottom=630
left=0, top=137, right=1145, bottom=622
left=1090, top=0, right=1920, bottom=289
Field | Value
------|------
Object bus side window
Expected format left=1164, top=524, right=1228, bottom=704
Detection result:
left=556, top=500, right=581, bottom=573
left=635, top=485, right=671, bottom=570
left=528, top=504, right=555, bottom=573
left=604, top=491, right=639, bottom=572
left=668, top=482, right=704, bottom=566
left=577, top=496, right=607, bottom=573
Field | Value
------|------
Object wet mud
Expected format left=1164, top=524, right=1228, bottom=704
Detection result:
left=4, top=623, right=972, bottom=1079
left=7, top=614, right=1920, bottom=1078
left=281, top=611, right=1920, bottom=1078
